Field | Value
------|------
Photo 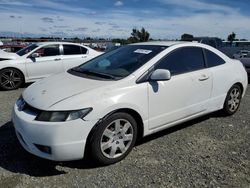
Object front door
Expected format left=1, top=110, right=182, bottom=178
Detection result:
left=25, top=44, right=64, bottom=81
left=148, top=46, right=212, bottom=130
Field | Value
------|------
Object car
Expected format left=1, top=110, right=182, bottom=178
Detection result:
left=233, top=51, right=250, bottom=76
left=0, top=44, right=27, bottom=53
left=0, top=49, right=20, bottom=60
left=12, top=41, right=248, bottom=165
left=233, top=50, right=250, bottom=59
left=0, top=42, right=102, bottom=90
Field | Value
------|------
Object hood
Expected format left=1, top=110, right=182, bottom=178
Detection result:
left=23, top=72, right=115, bottom=110
left=0, top=50, right=19, bottom=60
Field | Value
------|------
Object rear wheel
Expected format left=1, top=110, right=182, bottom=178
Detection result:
left=0, top=68, right=24, bottom=90
left=90, top=112, right=137, bottom=165
left=222, top=84, right=242, bottom=115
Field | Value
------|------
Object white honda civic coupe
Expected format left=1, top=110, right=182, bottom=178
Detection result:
left=12, top=41, right=248, bottom=165
left=0, top=42, right=102, bottom=90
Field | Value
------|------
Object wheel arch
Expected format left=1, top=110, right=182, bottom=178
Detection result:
left=84, top=108, right=144, bottom=157
left=234, top=82, right=244, bottom=96
left=0, top=67, right=26, bottom=82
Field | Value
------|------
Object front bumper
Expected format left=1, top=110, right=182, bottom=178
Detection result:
left=12, top=103, right=98, bottom=161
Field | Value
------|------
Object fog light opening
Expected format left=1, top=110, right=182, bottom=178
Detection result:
left=34, top=144, right=52, bottom=154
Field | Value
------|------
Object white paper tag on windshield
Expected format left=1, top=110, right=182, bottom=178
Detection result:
left=134, top=49, right=152, bottom=54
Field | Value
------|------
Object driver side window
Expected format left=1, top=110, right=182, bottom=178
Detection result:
left=33, top=45, right=60, bottom=57
left=155, top=47, right=205, bottom=75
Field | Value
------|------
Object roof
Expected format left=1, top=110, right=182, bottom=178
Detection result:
left=36, top=41, right=82, bottom=46
left=130, top=41, right=190, bottom=47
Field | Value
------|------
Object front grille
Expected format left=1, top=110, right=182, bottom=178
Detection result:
left=34, top=144, right=52, bottom=154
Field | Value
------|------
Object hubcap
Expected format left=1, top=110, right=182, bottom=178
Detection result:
left=0, top=69, right=22, bottom=89
left=228, top=88, right=241, bottom=112
left=100, top=119, right=134, bottom=159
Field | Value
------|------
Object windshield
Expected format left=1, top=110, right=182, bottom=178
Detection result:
left=73, top=45, right=167, bottom=79
left=16, top=44, right=38, bottom=56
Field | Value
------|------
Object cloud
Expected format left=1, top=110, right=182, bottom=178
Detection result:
left=95, top=21, right=106, bottom=25
left=74, top=27, right=88, bottom=31
left=92, top=29, right=101, bottom=33
left=41, top=17, right=54, bottom=23
left=0, top=0, right=250, bottom=39
left=114, top=1, right=123, bottom=6
left=158, top=0, right=237, bottom=14
left=53, top=25, right=68, bottom=28
left=112, top=25, right=120, bottom=29
left=0, top=0, right=31, bottom=6
left=9, top=15, right=22, bottom=19
left=39, top=27, right=48, bottom=32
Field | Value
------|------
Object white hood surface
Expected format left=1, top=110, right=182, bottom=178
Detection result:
left=0, top=50, right=19, bottom=60
left=23, top=72, right=114, bottom=110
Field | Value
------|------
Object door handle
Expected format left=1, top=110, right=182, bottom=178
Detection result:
left=54, top=58, right=61, bottom=61
left=82, top=55, right=87, bottom=58
left=199, top=74, right=209, bottom=81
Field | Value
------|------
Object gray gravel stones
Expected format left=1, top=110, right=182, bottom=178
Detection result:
left=0, top=85, right=249, bottom=187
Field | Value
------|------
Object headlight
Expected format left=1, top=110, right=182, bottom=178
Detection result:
left=35, top=108, right=92, bottom=122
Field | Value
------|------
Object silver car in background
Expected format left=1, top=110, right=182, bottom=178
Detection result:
left=233, top=50, right=250, bottom=76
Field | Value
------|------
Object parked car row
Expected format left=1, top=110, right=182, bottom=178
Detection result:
left=233, top=50, right=250, bottom=76
left=10, top=41, right=248, bottom=165
left=0, top=44, right=27, bottom=53
left=0, top=42, right=102, bottom=90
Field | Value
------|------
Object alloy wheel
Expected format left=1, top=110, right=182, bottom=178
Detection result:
left=0, top=69, right=22, bottom=90
left=227, top=87, right=241, bottom=113
left=100, top=119, right=134, bottom=159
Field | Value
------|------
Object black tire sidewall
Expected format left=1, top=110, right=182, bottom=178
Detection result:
left=90, top=112, right=138, bottom=165
left=0, top=68, right=24, bottom=90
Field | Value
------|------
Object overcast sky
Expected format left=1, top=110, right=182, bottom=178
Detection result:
left=0, top=0, right=250, bottom=39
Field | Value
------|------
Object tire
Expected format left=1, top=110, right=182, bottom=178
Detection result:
left=90, top=112, right=138, bottom=165
left=0, top=68, right=24, bottom=90
left=222, top=84, right=242, bottom=116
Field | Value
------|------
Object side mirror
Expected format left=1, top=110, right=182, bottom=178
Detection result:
left=150, top=69, right=171, bottom=81
left=31, top=53, right=40, bottom=58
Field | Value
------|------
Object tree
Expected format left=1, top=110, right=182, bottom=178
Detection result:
left=181, top=33, right=194, bottom=41
left=227, top=32, right=236, bottom=43
left=128, top=27, right=150, bottom=43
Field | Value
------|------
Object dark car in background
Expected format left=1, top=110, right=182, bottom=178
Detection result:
left=233, top=50, right=250, bottom=76
left=182, top=37, right=250, bottom=58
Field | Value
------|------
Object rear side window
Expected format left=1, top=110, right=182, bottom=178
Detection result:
left=155, top=47, right=205, bottom=75
left=204, top=49, right=225, bottom=67
left=63, top=45, right=82, bottom=55
left=80, top=47, right=88, bottom=54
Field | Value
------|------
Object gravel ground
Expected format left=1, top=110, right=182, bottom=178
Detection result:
left=0, top=84, right=250, bottom=188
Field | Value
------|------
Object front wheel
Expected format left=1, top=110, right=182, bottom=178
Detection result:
left=0, top=68, right=24, bottom=90
left=222, top=84, right=242, bottom=115
left=90, top=112, right=137, bottom=165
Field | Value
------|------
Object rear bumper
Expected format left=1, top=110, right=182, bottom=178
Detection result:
left=12, top=103, right=98, bottom=161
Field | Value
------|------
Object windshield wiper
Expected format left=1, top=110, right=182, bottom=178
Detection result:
left=72, top=68, right=117, bottom=80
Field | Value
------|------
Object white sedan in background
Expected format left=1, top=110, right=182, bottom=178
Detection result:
left=0, top=42, right=102, bottom=90
left=12, top=41, right=248, bottom=165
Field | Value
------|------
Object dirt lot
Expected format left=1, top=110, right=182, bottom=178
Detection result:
left=0, top=84, right=250, bottom=188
